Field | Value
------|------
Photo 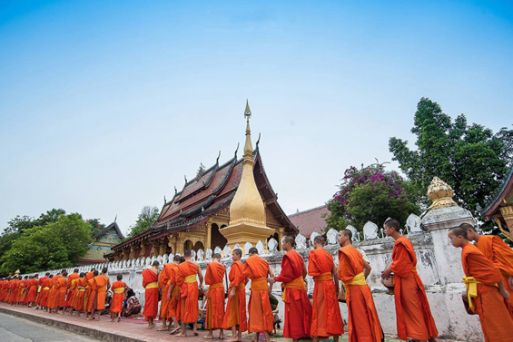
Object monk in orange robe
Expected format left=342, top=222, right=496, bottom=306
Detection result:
left=272, top=236, right=312, bottom=341
left=110, top=274, right=127, bottom=322
left=308, top=235, right=344, bottom=342
left=47, top=273, right=60, bottom=312
left=205, top=253, right=226, bottom=339
left=66, top=269, right=80, bottom=310
left=177, top=250, right=203, bottom=337
left=465, top=223, right=513, bottom=307
left=167, top=255, right=183, bottom=334
left=222, top=248, right=247, bottom=342
left=35, top=273, right=49, bottom=308
left=448, top=226, right=513, bottom=341
left=73, top=273, right=87, bottom=315
left=158, top=260, right=173, bottom=329
left=95, top=268, right=110, bottom=319
left=57, top=271, right=69, bottom=311
left=339, top=230, right=383, bottom=342
left=39, top=274, right=52, bottom=310
left=382, top=218, right=438, bottom=341
left=84, top=269, right=95, bottom=315
left=142, top=260, right=160, bottom=328
left=244, top=247, right=274, bottom=342
left=19, top=276, right=28, bottom=304
left=86, top=270, right=99, bottom=319
left=26, top=275, right=39, bottom=307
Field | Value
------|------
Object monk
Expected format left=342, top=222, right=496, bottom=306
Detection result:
left=142, top=260, right=160, bottom=328
left=167, top=255, right=183, bottom=334
left=177, top=249, right=203, bottom=337
left=244, top=247, right=274, bottom=342
left=464, top=223, right=513, bottom=307
left=19, top=276, right=28, bottom=305
left=339, top=229, right=383, bottom=342
left=66, top=269, right=80, bottom=311
left=84, top=268, right=95, bottom=315
left=308, top=235, right=344, bottom=342
left=448, top=226, right=513, bottom=341
left=47, top=272, right=60, bottom=313
left=40, top=274, right=52, bottom=310
left=110, top=274, right=127, bottom=322
left=57, top=270, right=69, bottom=312
left=272, top=236, right=312, bottom=341
left=204, top=253, right=226, bottom=339
left=86, top=270, right=99, bottom=319
left=26, top=274, right=39, bottom=307
left=382, top=218, right=438, bottom=342
left=223, top=248, right=247, bottom=342
left=95, top=267, right=110, bottom=319
left=158, top=259, right=174, bottom=330
left=72, top=273, right=88, bottom=315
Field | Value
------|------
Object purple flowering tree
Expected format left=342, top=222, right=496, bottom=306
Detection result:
left=326, top=163, right=420, bottom=231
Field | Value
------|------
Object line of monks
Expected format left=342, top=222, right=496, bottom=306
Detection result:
left=1, top=218, right=512, bottom=342
left=0, top=266, right=127, bottom=322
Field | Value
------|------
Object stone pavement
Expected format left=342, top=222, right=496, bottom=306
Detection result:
left=0, top=303, right=410, bottom=342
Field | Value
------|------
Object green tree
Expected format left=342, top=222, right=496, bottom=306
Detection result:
left=86, top=218, right=107, bottom=240
left=389, top=97, right=513, bottom=217
left=128, top=206, right=160, bottom=237
left=0, top=213, right=92, bottom=274
left=326, top=164, right=420, bottom=231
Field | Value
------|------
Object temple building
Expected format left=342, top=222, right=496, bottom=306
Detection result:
left=483, top=167, right=513, bottom=241
left=109, top=102, right=296, bottom=260
left=80, top=221, right=124, bottom=264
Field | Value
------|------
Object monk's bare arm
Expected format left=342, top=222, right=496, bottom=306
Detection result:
left=197, top=268, right=204, bottom=286
left=363, top=261, right=371, bottom=279
left=332, top=263, right=339, bottom=293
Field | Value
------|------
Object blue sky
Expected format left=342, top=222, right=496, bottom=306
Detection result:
left=1, top=1, right=512, bottom=235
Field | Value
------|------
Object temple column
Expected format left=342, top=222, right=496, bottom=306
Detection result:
left=159, top=238, right=167, bottom=255
left=206, top=222, right=212, bottom=250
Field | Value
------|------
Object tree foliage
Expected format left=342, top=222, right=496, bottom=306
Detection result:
left=0, top=213, right=92, bottom=274
left=389, top=97, right=513, bottom=217
left=327, top=163, right=420, bottom=231
left=128, top=206, right=160, bottom=237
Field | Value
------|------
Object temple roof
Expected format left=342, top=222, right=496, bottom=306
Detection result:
left=288, top=205, right=329, bottom=238
left=483, top=166, right=513, bottom=218
left=113, top=147, right=296, bottom=249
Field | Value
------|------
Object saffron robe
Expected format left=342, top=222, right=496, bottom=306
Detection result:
left=244, top=255, right=274, bottom=333
left=476, top=235, right=513, bottom=307
left=205, top=261, right=226, bottom=329
left=308, top=248, right=344, bottom=337
left=57, top=276, right=68, bottom=307
left=74, top=277, right=88, bottom=312
left=339, top=245, right=383, bottom=342
left=39, top=277, right=51, bottom=307
left=47, top=276, right=60, bottom=309
left=110, top=280, right=127, bottom=314
left=26, top=278, right=38, bottom=304
left=275, top=249, right=312, bottom=339
left=177, top=261, right=200, bottom=324
left=461, top=243, right=513, bottom=342
left=166, top=263, right=180, bottom=320
left=84, top=272, right=94, bottom=313
left=222, top=260, right=247, bottom=332
left=66, top=273, right=80, bottom=308
left=95, top=274, right=109, bottom=311
left=391, top=236, right=438, bottom=341
left=159, top=263, right=173, bottom=320
left=142, top=268, right=159, bottom=320
left=86, top=277, right=97, bottom=313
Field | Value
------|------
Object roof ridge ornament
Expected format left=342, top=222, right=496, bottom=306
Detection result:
left=256, top=132, right=261, bottom=149
left=234, top=142, right=240, bottom=158
left=216, top=150, right=221, bottom=164
left=427, top=177, right=457, bottom=209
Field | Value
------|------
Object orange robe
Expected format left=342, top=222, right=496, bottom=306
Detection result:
left=308, top=248, right=344, bottom=337
left=86, top=277, right=97, bottom=313
left=222, top=261, right=247, bottom=331
left=205, top=261, right=226, bottom=330
left=66, top=273, right=80, bottom=308
left=142, top=268, right=159, bottom=320
left=177, top=261, right=200, bottom=323
left=26, top=279, right=38, bottom=304
left=57, top=276, right=68, bottom=308
left=275, top=249, right=312, bottom=339
left=95, top=274, right=110, bottom=311
left=461, top=243, right=513, bottom=341
left=39, top=277, right=51, bottom=307
left=339, top=245, right=383, bottom=342
left=19, top=280, right=28, bottom=303
left=110, top=280, right=127, bottom=314
left=244, top=255, right=273, bottom=333
left=74, top=277, right=88, bottom=312
left=159, top=263, right=173, bottom=321
left=476, top=235, right=513, bottom=307
left=47, top=276, right=59, bottom=309
left=84, top=272, right=94, bottom=312
left=391, top=236, right=438, bottom=341
left=167, top=263, right=180, bottom=320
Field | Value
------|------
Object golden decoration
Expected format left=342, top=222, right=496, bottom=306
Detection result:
left=427, top=177, right=457, bottom=209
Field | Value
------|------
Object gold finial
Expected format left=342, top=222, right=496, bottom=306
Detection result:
left=243, top=100, right=253, bottom=160
left=427, top=177, right=457, bottom=209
